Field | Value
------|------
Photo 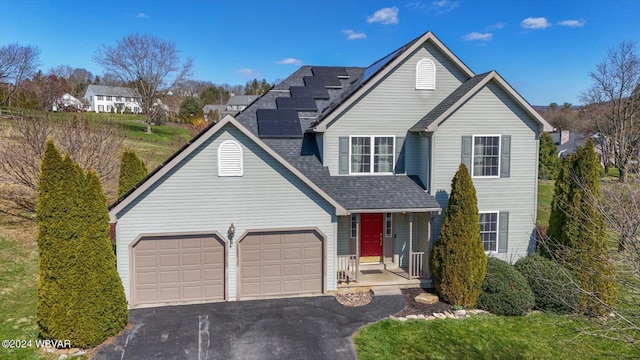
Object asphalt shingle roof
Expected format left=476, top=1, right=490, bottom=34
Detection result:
left=411, top=72, right=491, bottom=131
left=86, top=85, right=138, bottom=98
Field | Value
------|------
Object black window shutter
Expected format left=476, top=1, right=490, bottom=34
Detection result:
left=498, top=211, right=509, bottom=253
left=501, top=135, right=511, bottom=178
left=395, top=136, right=405, bottom=174
left=339, top=137, right=349, bottom=175
left=461, top=136, right=472, bottom=171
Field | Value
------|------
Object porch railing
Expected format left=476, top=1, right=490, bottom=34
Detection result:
left=337, top=254, right=358, bottom=283
left=409, top=252, right=425, bottom=279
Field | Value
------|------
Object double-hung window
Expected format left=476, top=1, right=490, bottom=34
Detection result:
left=97, top=95, right=104, bottom=101
left=473, top=135, right=500, bottom=177
left=350, top=136, right=394, bottom=174
left=479, top=212, right=498, bottom=252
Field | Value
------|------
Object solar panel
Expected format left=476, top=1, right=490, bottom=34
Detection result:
left=289, top=86, right=312, bottom=98
left=361, top=47, right=404, bottom=83
left=295, top=97, right=317, bottom=111
left=312, top=67, right=349, bottom=78
left=307, top=86, right=330, bottom=99
left=256, top=109, right=303, bottom=138
left=320, top=76, right=342, bottom=88
left=276, top=97, right=297, bottom=109
left=303, top=76, right=325, bottom=87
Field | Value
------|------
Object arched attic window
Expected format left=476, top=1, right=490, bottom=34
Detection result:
left=218, top=140, right=243, bottom=176
left=416, top=58, right=436, bottom=90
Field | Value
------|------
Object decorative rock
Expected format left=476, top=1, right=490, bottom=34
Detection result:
left=398, top=317, right=408, bottom=322
left=433, top=313, right=446, bottom=319
left=426, top=316, right=436, bottom=320
left=445, top=311, right=456, bottom=319
left=453, top=309, right=467, bottom=317
left=389, top=315, right=398, bottom=321
left=414, top=293, right=439, bottom=305
left=417, top=314, right=426, bottom=319
left=59, top=355, right=67, bottom=360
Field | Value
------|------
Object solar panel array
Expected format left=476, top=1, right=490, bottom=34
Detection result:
left=256, top=109, right=303, bottom=138
left=275, top=97, right=317, bottom=111
left=289, top=86, right=330, bottom=99
left=312, top=67, right=349, bottom=78
left=303, top=76, right=342, bottom=89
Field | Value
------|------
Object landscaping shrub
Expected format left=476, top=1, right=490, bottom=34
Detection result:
left=431, top=164, right=487, bottom=308
left=477, top=257, right=535, bottom=316
left=118, top=149, right=147, bottom=198
left=515, top=254, right=579, bottom=314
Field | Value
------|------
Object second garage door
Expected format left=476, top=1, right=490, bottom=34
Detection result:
left=238, top=230, right=323, bottom=299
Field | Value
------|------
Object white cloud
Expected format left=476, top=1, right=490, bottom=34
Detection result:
left=407, top=0, right=458, bottom=15
left=236, top=68, right=253, bottom=77
left=136, top=13, right=149, bottom=18
left=342, top=29, right=366, bottom=40
left=488, top=22, right=505, bottom=30
left=462, top=32, right=493, bottom=41
left=431, top=0, right=459, bottom=13
left=557, top=19, right=586, bottom=27
left=275, top=58, right=302, bottom=65
left=367, top=7, right=399, bottom=25
left=521, top=17, right=551, bottom=29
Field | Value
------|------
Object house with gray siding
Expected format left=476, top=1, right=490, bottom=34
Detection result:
left=109, top=31, right=552, bottom=308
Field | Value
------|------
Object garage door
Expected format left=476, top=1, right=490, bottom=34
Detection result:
left=238, top=230, right=323, bottom=299
left=132, top=234, right=226, bottom=306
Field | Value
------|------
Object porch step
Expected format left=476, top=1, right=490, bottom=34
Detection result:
left=370, top=286, right=402, bottom=296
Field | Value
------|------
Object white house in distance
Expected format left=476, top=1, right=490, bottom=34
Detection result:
left=84, top=85, right=142, bottom=114
left=51, top=93, right=84, bottom=111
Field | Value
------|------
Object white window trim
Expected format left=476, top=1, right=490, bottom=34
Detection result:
left=218, top=140, right=243, bottom=177
left=350, top=214, right=358, bottom=239
left=384, top=213, right=393, bottom=238
left=472, top=134, right=501, bottom=179
left=416, top=58, right=436, bottom=90
left=348, top=135, right=395, bottom=175
left=479, top=211, right=499, bottom=253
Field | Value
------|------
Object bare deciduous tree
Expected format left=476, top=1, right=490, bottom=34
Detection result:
left=0, top=112, right=124, bottom=211
left=93, top=34, right=193, bottom=133
left=0, top=43, right=41, bottom=106
left=580, top=41, right=640, bottom=183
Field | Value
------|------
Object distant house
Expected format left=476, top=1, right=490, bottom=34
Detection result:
left=203, top=104, right=226, bottom=121
left=84, top=85, right=142, bottom=114
left=51, top=93, right=83, bottom=111
left=226, top=95, right=259, bottom=114
left=550, top=130, right=588, bottom=158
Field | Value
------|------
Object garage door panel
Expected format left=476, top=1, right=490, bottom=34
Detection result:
left=133, top=235, right=226, bottom=306
left=239, top=230, right=323, bottom=299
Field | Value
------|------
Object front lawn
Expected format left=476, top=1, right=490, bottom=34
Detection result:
left=354, top=314, right=638, bottom=359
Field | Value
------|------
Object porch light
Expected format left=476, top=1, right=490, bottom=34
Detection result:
left=228, top=223, right=235, bottom=242
left=402, top=211, right=407, bottom=222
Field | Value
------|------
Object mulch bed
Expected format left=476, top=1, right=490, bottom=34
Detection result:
left=394, top=287, right=452, bottom=317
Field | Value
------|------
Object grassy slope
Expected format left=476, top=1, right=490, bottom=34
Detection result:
left=354, top=315, right=638, bottom=360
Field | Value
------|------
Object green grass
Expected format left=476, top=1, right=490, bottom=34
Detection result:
left=0, top=216, right=43, bottom=359
left=537, top=179, right=555, bottom=227
left=354, top=314, right=638, bottom=360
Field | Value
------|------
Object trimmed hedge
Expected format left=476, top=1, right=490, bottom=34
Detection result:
left=477, top=257, right=535, bottom=316
left=515, top=254, right=579, bottom=314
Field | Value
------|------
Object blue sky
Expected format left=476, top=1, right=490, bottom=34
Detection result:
left=1, top=0, right=638, bottom=105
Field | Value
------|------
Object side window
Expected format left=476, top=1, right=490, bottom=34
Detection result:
left=218, top=140, right=243, bottom=177
left=479, top=212, right=498, bottom=252
left=472, top=135, right=500, bottom=177
left=384, top=213, right=393, bottom=237
left=416, top=58, right=436, bottom=90
left=351, top=214, right=358, bottom=238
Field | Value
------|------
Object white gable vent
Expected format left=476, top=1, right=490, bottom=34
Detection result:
left=416, top=58, right=436, bottom=90
left=218, top=140, right=243, bottom=176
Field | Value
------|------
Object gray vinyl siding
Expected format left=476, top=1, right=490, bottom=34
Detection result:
left=324, top=41, right=468, bottom=175
left=416, top=212, right=431, bottom=278
left=337, top=217, right=351, bottom=255
left=115, top=124, right=336, bottom=303
left=393, top=213, right=420, bottom=267
left=430, top=82, right=540, bottom=262
left=418, top=135, right=432, bottom=191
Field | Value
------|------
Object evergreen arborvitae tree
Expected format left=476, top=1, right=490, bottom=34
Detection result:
left=118, top=149, right=147, bottom=198
left=430, top=164, right=487, bottom=307
left=36, top=143, right=84, bottom=340
left=70, top=170, right=128, bottom=347
left=545, top=139, right=617, bottom=315
left=539, top=132, right=561, bottom=180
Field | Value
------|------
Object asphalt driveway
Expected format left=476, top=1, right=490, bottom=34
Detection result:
left=94, top=294, right=404, bottom=360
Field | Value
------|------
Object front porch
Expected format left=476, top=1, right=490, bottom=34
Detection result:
left=336, top=211, right=437, bottom=287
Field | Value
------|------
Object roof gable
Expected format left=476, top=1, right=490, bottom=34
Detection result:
left=310, top=31, right=475, bottom=132
left=109, top=115, right=347, bottom=221
left=410, top=71, right=552, bottom=132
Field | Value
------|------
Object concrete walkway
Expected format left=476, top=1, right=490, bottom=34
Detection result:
left=94, top=294, right=404, bottom=360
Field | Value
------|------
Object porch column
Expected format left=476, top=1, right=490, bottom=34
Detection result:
left=355, top=215, right=359, bottom=281
left=409, top=213, right=413, bottom=278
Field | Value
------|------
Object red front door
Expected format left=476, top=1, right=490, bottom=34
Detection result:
left=360, top=213, right=383, bottom=257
